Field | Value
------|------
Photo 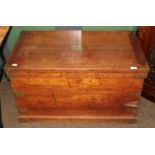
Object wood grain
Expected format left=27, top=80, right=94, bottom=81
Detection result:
left=0, top=26, right=9, bottom=44
left=5, top=30, right=149, bottom=122
left=5, top=31, right=149, bottom=72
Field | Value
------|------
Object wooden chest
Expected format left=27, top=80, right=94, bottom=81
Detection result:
left=5, top=30, right=149, bottom=122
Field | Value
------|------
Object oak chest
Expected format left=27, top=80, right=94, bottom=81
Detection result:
left=5, top=30, right=149, bottom=122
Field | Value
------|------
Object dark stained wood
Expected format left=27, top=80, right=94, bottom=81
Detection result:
left=137, top=26, right=155, bottom=102
left=5, top=30, right=149, bottom=122
left=137, top=26, right=155, bottom=59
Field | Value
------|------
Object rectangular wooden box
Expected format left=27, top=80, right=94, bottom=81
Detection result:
left=5, top=30, right=149, bottom=122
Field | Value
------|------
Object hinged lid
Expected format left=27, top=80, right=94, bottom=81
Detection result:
left=5, top=30, right=149, bottom=73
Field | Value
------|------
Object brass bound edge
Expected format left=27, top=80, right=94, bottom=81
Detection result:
left=18, top=108, right=28, bottom=113
left=4, top=67, right=17, bottom=72
left=136, top=74, right=148, bottom=79
left=14, top=92, right=25, bottom=97
left=129, top=92, right=141, bottom=97
left=138, top=63, right=150, bottom=72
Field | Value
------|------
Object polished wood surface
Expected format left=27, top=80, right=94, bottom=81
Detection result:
left=6, top=31, right=148, bottom=72
left=5, top=31, right=149, bottom=122
left=0, top=26, right=9, bottom=44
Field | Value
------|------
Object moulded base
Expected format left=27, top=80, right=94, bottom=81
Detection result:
left=18, top=108, right=137, bottom=123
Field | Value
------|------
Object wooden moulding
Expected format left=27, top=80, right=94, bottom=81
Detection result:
left=18, top=107, right=137, bottom=123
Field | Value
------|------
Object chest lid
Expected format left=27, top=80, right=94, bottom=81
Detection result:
left=5, top=30, right=149, bottom=73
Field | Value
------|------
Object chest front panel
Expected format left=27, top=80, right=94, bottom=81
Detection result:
left=11, top=73, right=143, bottom=110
